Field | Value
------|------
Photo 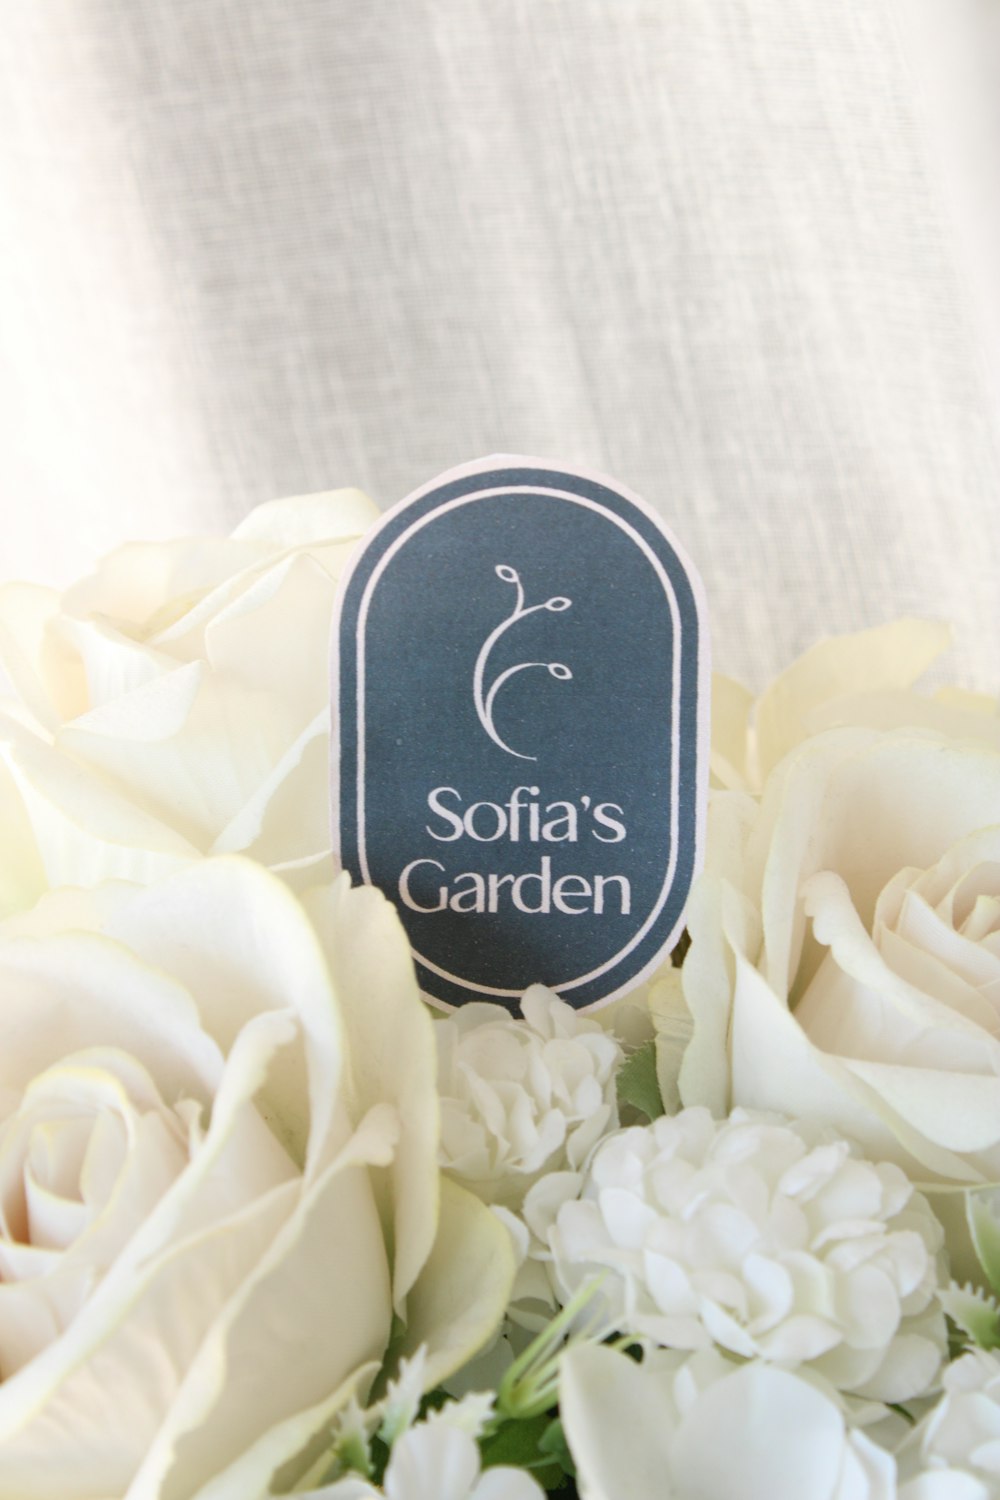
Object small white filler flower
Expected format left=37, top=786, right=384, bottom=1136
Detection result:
left=436, top=985, right=623, bottom=1210
left=896, top=1347, right=1000, bottom=1498
left=526, top=1106, right=947, bottom=1402
left=307, top=1393, right=545, bottom=1500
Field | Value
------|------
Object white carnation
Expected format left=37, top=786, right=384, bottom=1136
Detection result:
left=436, top=985, right=623, bottom=1210
left=897, top=1348, right=1000, bottom=1498
left=526, top=1106, right=947, bottom=1401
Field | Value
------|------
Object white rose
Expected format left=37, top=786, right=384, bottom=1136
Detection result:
left=0, top=857, right=512, bottom=1500
left=436, top=986, right=623, bottom=1211
left=560, top=1343, right=899, bottom=1500
left=0, top=490, right=377, bottom=915
left=681, top=726, right=1000, bottom=1213
left=526, top=1107, right=946, bottom=1402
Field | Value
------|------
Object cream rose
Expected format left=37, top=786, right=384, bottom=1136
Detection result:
left=0, top=489, right=378, bottom=917
left=681, top=725, right=1000, bottom=1203
left=0, top=857, right=511, bottom=1500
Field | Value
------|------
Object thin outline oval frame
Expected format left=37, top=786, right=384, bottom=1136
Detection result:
left=331, top=454, right=710, bottom=1013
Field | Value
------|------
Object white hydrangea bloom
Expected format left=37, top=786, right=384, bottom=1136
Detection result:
left=561, top=1342, right=899, bottom=1500
left=896, top=1349, right=1000, bottom=1499
left=526, top=1106, right=947, bottom=1402
left=436, top=985, right=623, bottom=1209
left=311, top=1402, right=544, bottom=1500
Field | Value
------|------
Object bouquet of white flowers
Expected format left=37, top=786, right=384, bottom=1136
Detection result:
left=0, top=490, right=998, bottom=1500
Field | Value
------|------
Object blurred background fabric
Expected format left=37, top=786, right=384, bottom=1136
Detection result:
left=1, top=0, right=998, bottom=688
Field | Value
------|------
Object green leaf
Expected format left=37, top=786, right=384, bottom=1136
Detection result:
left=939, top=1280, right=1000, bottom=1352
left=968, top=1192, right=1000, bottom=1297
left=419, top=1386, right=452, bottom=1414
left=539, top=1416, right=576, bottom=1478
left=481, top=1414, right=552, bottom=1468
left=479, top=1414, right=568, bottom=1489
left=616, top=1040, right=665, bottom=1122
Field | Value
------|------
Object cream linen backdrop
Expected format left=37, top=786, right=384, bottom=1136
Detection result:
left=0, top=1, right=998, bottom=688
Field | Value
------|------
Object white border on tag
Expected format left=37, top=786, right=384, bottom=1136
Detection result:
left=331, top=453, right=711, bottom=1011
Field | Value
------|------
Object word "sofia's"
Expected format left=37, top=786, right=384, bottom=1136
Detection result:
left=424, top=785, right=626, bottom=843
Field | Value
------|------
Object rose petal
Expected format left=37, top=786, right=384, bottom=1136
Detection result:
left=99, top=859, right=345, bottom=1170
left=841, top=1059, right=1000, bottom=1157
left=52, top=615, right=176, bottom=713
left=0, top=582, right=70, bottom=728
left=306, top=876, right=439, bottom=1310
left=228, top=488, right=377, bottom=548
left=730, top=946, right=989, bottom=1184
left=127, top=1115, right=396, bottom=1500
left=389, top=1177, right=514, bottom=1393
left=0, top=719, right=197, bottom=889
left=710, top=675, right=753, bottom=791
left=59, top=665, right=298, bottom=850
left=186, top=1362, right=380, bottom=1500
left=753, top=619, right=951, bottom=785
left=759, top=733, right=1000, bottom=995
left=0, top=754, right=47, bottom=919
left=211, top=710, right=328, bottom=865
left=0, top=932, right=222, bottom=1103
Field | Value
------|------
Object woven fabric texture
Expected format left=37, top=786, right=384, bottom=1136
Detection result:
left=1, top=0, right=998, bottom=688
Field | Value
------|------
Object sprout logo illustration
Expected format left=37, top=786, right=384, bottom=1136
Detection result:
left=472, top=563, right=573, bottom=761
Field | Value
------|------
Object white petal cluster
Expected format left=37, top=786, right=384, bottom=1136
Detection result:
left=561, top=1343, right=898, bottom=1500
left=313, top=1402, right=545, bottom=1500
left=527, top=1106, right=947, bottom=1401
left=436, top=986, right=623, bottom=1209
left=897, top=1349, right=1000, bottom=1498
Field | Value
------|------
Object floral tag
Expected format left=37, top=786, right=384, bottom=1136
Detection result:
left=332, top=455, right=709, bottom=1011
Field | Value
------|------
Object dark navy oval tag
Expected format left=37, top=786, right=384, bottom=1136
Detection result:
left=332, top=456, right=709, bottom=1012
